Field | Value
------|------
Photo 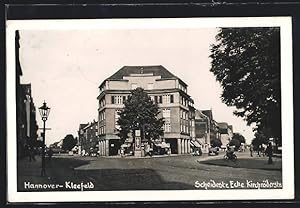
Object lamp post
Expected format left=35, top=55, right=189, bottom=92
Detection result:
left=38, top=101, right=50, bottom=176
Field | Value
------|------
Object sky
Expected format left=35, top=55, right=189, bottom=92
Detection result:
left=19, top=27, right=255, bottom=145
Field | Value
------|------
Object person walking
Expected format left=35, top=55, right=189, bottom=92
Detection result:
left=257, top=144, right=261, bottom=157
left=250, top=144, right=254, bottom=157
left=28, top=146, right=36, bottom=162
left=47, top=147, right=53, bottom=161
left=266, top=142, right=273, bottom=164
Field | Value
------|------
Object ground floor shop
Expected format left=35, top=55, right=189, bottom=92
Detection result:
left=81, top=134, right=202, bottom=157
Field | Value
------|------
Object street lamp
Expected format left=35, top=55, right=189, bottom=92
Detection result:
left=38, top=101, right=50, bottom=176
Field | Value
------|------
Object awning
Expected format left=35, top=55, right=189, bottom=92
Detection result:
left=121, top=143, right=132, bottom=148
left=190, top=140, right=201, bottom=148
left=154, top=142, right=170, bottom=148
left=161, top=142, right=170, bottom=148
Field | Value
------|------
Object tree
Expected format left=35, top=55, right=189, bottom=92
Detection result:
left=229, top=139, right=241, bottom=150
left=210, top=138, right=222, bottom=148
left=62, top=134, right=77, bottom=151
left=232, top=133, right=246, bottom=144
left=117, top=87, right=164, bottom=145
left=251, top=131, right=269, bottom=150
left=210, top=27, right=281, bottom=139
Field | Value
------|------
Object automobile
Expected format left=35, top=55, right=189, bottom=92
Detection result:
left=208, top=147, right=219, bottom=156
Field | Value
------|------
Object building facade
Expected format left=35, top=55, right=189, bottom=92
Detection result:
left=16, top=31, right=39, bottom=159
left=97, top=65, right=196, bottom=156
left=78, top=121, right=99, bottom=154
left=194, top=109, right=234, bottom=151
left=217, top=122, right=233, bottom=148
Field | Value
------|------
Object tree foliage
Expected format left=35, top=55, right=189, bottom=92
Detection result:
left=232, top=133, right=246, bottom=144
left=210, top=138, right=222, bottom=148
left=251, top=131, right=269, bottom=149
left=229, top=133, right=246, bottom=150
left=229, top=139, right=241, bottom=150
left=210, top=27, right=281, bottom=139
left=62, top=134, right=77, bottom=151
left=117, top=87, right=165, bottom=144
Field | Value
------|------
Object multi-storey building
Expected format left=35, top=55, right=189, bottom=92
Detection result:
left=97, top=65, right=196, bottom=156
left=78, top=120, right=98, bottom=154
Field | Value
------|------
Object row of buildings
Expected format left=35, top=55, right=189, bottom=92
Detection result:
left=16, top=31, right=39, bottom=159
left=78, top=65, right=234, bottom=156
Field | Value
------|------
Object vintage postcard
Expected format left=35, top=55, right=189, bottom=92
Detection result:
left=6, top=17, right=294, bottom=202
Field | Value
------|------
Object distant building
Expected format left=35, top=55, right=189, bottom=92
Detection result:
left=194, top=109, right=234, bottom=151
left=97, top=65, right=196, bottom=156
left=78, top=120, right=98, bottom=154
left=216, top=122, right=233, bottom=147
left=195, top=109, right=220, bottom=152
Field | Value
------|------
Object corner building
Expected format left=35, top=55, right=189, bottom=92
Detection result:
left=97, top=65, right=196, bottom=156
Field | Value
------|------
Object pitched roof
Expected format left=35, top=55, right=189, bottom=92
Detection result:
left=79, top=123, right=88, bottom=130
left=195, top=109, right=208, bottom=120
left=217, top=122, right=228, bottom=129
left=201, top=110, right=213, bottom=120
left=107, top=65, right=178, bottom=80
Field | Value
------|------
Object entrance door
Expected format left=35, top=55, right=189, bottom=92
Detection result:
left=109, top=139, right=120, bottom=156
left=165, top=138, right=178, bottom=154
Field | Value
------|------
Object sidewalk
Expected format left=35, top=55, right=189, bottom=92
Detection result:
left=17, top=156, right=56, bottom=191
left=198, top=152, right=282, bottom=171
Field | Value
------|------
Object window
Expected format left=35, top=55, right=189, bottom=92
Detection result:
left=131, top=83, right=138, bottom=89
left=147, top=83, right=154, bottom=90
left=162, top=109, right=171, bottom=132
left=159, top=96, right=162, bottom=103
left=162, top=94, right=174, bottom=104
left=164, top=123, right=171, bottom=132
left=117, top=96, right=122, bottom=104
left=123, top=96, right=126, bottom=104
left=154, top=96, right=158, bottom=103
left=99, top=111, right=105, bottom=121
left=115, top=110, right=121, bottom=130
left=112, top=96, right=123, bottom=104
left=163, top=94, right=171, bottom=103
left=111, top=96, right=115, bottom=104
left=163, top=109, right=170, bottom=118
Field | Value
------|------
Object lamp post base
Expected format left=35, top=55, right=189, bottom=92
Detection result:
left=134, top=150, right=142, bottom=157
left=41, top=169, right=46, bottom=177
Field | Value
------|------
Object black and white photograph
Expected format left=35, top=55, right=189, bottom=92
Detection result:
left=6, top=17, right=294, bottom=202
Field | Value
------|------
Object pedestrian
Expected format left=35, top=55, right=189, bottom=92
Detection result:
left=257, top=144, right=261, bottom=157
left=120, top=147, right=125, bottom=157
left=28, top=146, right=36, bottom=162
left=47, top=147, right=53, bottom=161
left=266, top=142, right=273, bottom=164
left=250, top=144, right=254, bottom=157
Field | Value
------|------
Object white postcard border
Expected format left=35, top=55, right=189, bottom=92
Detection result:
left=6, top=17, right=294, bottom=202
